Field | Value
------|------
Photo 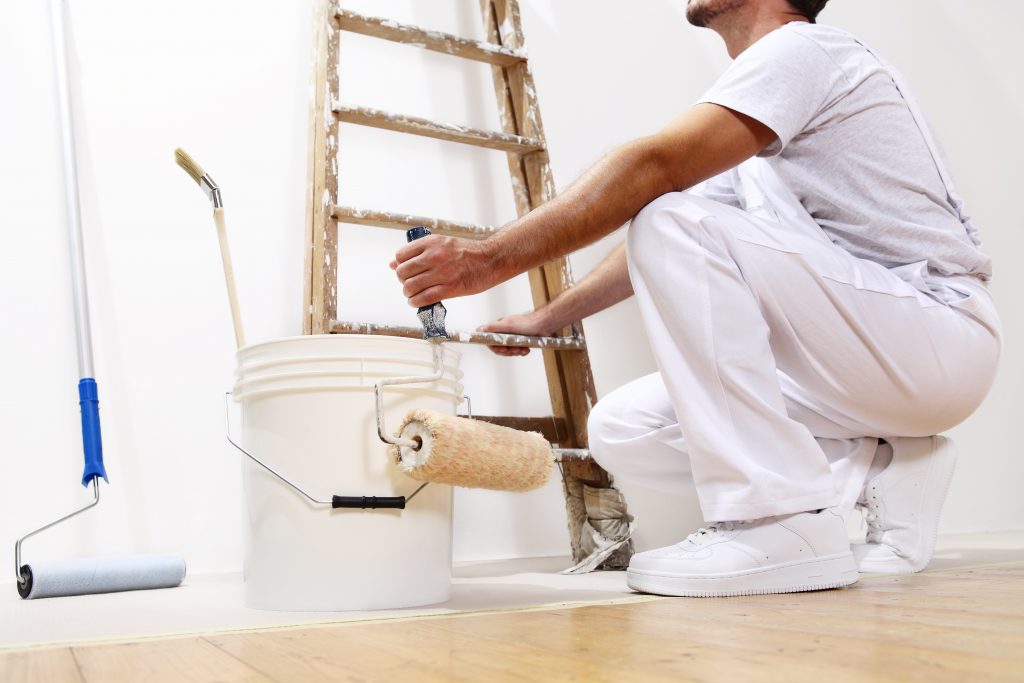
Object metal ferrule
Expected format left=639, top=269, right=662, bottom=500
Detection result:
left=199, top=174, right=223, bottom=208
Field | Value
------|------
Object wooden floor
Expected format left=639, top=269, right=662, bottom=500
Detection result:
left=3, top=562, right=1023, bottom=683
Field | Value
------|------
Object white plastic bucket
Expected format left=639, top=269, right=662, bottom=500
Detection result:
left=232, top=334, right=463, bottom=611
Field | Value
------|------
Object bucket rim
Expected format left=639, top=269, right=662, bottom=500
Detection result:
left=232, top=368, right=464, bottom=395
left=236, top=334, right=460, bottom=357
left=232, top=382, right=465, bottom=403
left=235, top=353, right=464, bottom=379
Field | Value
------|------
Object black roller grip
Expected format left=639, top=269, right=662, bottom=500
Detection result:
left=332, top=495, right=407, bottom=509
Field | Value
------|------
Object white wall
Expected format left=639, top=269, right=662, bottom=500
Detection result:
left=2, top=0, right=1021, bottom=580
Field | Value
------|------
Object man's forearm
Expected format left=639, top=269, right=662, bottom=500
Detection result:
left=483, top=104, right=776, bottom=284
left=538, top=243, right=632, bottom=331
left=391, top=104, right=775, bottom=308
left=487, top=138, right=671, bottom=284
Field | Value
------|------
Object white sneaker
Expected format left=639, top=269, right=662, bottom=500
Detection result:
left=853, top=436, right=957, bottom=574
left=625, top=508, right=858, bottom=597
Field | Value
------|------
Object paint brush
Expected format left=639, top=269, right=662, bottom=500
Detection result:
left=174, top=148, right=246, bottom=348
left=405, top=227, right=449, bottom=340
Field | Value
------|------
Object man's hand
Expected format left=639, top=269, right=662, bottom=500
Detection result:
left=474, top=243, right=634, bottom=357
left=390, top=234, right=502, bottom=307
left=478, top=310, right=556, bottom=357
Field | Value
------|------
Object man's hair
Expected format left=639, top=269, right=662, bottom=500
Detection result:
left=787, top=0, right=830, bottom=23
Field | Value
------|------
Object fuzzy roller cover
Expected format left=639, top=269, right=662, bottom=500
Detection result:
left=391, top=409, right=553, bottom=491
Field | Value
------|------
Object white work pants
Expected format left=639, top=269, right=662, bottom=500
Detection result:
left=589, top=161, right=1001, bottom=522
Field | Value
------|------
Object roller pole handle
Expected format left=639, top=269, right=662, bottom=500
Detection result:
left=78, top=378, right=107, bottom=485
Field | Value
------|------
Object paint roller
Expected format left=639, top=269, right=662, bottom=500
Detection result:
left=375, top=228, right=581, bottom=493
left=14, top=0, right=187, bottom=599
left=391, top=409, right=553, bottom=491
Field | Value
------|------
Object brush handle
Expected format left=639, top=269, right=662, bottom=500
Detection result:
left=406, top=226, right=434, bottom=311
left=405, top=227, right=448, bottom=340
left=214, top=207, right=246, bottom=348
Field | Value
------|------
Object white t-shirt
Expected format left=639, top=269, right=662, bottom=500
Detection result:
left=695, top=22, right=991, bottom=281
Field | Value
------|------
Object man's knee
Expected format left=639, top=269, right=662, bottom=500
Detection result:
left=627, top=192, right=725, bottom=269
left=630, top=192, right=692, bottom=242
left=587, top=386, right=660, bottom=475
left=587, top=398, right=618, bottom=472
left=588, top=385, right=691, bottom=490
left=587, top=390, right=644, bottom=478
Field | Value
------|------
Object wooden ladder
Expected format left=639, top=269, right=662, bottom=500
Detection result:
left=303, top=0, right=633, bottom=570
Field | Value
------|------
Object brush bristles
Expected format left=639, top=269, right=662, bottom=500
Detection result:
left=174, top=147, right=205, bottom=184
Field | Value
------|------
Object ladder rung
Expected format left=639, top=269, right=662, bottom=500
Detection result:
left=554, top=448, right=592, bottom=461
left=465, top=417, right=591, bottom=456
left=331, top=321, right=587, bottom=350
left=334, top=8, right=528, bottom=67
left=334, top=206, right=498, bottom=240
left=472, top=416, right=569, bottom=443
left=335, top=105, right=545, bottom=154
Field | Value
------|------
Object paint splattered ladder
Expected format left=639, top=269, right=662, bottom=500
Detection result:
left=303, top=0, right=634, bottom=571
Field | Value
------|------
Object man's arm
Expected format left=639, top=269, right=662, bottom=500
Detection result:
left=391, top=103, right=776, bottom=307
left=478, top=243, right=631, bottom=356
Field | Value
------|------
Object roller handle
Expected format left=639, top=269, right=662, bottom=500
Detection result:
left=331, top=496, right=406, bottom=510
left=78, top=378, right=107, bottom=486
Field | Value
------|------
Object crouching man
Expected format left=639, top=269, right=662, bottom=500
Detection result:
left=390, top=0, right=1001, bottom=596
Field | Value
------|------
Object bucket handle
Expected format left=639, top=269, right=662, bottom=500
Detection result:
left=223, top=393, right=428, bottom=510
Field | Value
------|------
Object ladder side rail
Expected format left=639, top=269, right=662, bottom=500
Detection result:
left=305, top=0, right=341, bottom=335
left=479, top=0, right=569, bottom=439
left=482, top=0, right=605, bottom=483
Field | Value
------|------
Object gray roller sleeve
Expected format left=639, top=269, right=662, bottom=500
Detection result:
left=19, top=553, right=186, bottom=599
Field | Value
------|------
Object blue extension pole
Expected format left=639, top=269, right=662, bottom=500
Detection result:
left=50, top=0, right=105, bottom=487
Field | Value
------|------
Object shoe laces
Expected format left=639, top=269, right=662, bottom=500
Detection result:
left=859, top=484, right=884, bottom=543
left=686, top=520, right=747, bottom=543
